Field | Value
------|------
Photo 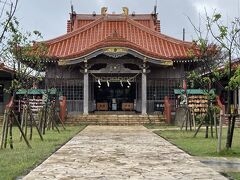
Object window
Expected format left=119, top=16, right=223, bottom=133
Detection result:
left=47, top=79, right=83, bottom=100
left=147, top=79, right=181, bottom=100
left=60, top=80, right=83, bottom=100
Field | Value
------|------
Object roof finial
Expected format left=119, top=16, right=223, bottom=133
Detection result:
left=152, top=0, right=158, bottom=24
left=70, top=1, right=74, bottom=14
left=154, top=0, right=158, bottom=16
left=101, top=7, right=108, bottom=16
left=70, top=1, right=76, bottom=31
left=122, top=7, right=129, bottom=15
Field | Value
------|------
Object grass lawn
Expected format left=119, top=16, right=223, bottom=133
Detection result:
left=154, top=127, right=240, bottom=179
left=0, top=125, right=86, bottom=180
left=144, top=124, right=177, bottom=129
left=154, top=127, right=240, bottom=157
left=227, top=172, right=240, bottom=180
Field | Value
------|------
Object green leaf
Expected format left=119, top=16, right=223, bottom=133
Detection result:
left=213, top=13, right=221, bottom=22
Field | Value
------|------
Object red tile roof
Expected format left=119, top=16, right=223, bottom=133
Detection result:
left=45, top=14, right=194, bottom=61
left=68, top=14, right=160, bottom=33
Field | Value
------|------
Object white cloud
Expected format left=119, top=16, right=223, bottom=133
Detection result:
left=97, top=0, right=106, bottom=7
left=193, top=0, right=220, bottom=15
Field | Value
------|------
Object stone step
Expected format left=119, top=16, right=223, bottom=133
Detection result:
left=65, top=114, right=166, bottom=125
left=65, top=121, right=166, bottom=125
left=233, top=117, right=240, bottom=127
left=223, top=117, right=240, bottom=127
left=66, top=120, right=164, bottom=123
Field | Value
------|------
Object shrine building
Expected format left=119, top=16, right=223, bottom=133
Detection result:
left=43, top=7, right=197, bottom=115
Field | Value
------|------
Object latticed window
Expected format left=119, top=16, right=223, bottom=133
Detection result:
left=147, top=79, right=181, bottom=100
left=169, top=79, right=181, bottom=100
left=46, top=79, right=83, bottom=100
left=147, top=80, right=155, bottom=100
left=60, top=80, right=83, bottom=100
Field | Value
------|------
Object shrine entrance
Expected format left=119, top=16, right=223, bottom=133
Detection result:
left=94, top=81, right=136, bottom=111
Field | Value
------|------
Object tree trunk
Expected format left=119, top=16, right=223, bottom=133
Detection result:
left=29, top=108, right=33, bottom=140
left=1, top=110, right=8, bottom=149
left=193, top=111, right=196, bottom=131
left=229, top=108, right=237, bottom=148
left=226, top=115, right=232, bottom=149
left=210, top=110, right=214, bottom=138
left=4, top=112, right=9, bottom=148
left=214, top=109, right=218, bottom=138
left=217, top=111, right=223, bottom=153
left=228, top=89, right=238, bottom=148
left=24, top=109, right=28, bottom=140
left=43, top=104, right=48, bottom=135
left=12, top=111, right=31, bottom=148
left=193, top=119, right=204, bottom=137
left=205, top=125, right=209, bottom=138
left=226, top=54, right=232, bottom=149
left=29, top=108, right=43, bottom=141
left=20, top=107, right=25, bottom=141
left=9, top=117, right=13, bottom=149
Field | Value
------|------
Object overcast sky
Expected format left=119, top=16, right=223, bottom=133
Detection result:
left=15, top=0, right=240, bottom=41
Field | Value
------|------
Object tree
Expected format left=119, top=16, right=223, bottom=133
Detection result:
left=187, top=14, right=226, bottom=139
left=4, top=16, right=47, bottom=94
left=206, top=13, right=240, bottom=149
left=0, top=16, right=47, bottom=149
left=229, top=66, right=240, bottom=89
left=0, top=0, right=18, bottom=55
left=189, top=11, right=240, bottom=149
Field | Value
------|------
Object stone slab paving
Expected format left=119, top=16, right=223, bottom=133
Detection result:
left=23, top=126, right=227, bottom=180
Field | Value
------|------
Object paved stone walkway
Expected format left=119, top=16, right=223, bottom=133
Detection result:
left=196, top=156, right=240, bottom=173
left=23, top=126, right=227, bottom=180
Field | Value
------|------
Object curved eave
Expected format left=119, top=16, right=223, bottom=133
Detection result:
left=48, top=39, right=195, bottom=66
left=57, top=46, right=175, bottom=66
left=46, top=39, right=196, bottom=64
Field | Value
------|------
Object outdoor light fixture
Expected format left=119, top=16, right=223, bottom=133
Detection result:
left=98, top=79, right=101, bottom=85
left=127, top=85, right=130, bottom=88
left=98, top=85, right=101, bottom=88
left=107, top=80, right=110, bottom=87
left=127, top=80, right=131, bottom=86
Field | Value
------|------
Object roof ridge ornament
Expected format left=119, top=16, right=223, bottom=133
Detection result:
left=101, top=7, right=108, bottom=16
left=122, top=7, right=129, bottom=15
left=103, top=47, right=128, bottom=58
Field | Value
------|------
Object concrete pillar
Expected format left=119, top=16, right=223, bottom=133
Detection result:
left=83, top=70, right=89, bottom=115
left=141, top=71, right=147, bottom=115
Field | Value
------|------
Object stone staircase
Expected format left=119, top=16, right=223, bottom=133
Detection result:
left=224, top=117, right=240, bottom=127
left=65, top=114, right=166, bottom=125
left=232, top=117, right=240, bottom=127
left=226, top=116, right=240, bottom=127
left=236, top=118, right=240, bottom=127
